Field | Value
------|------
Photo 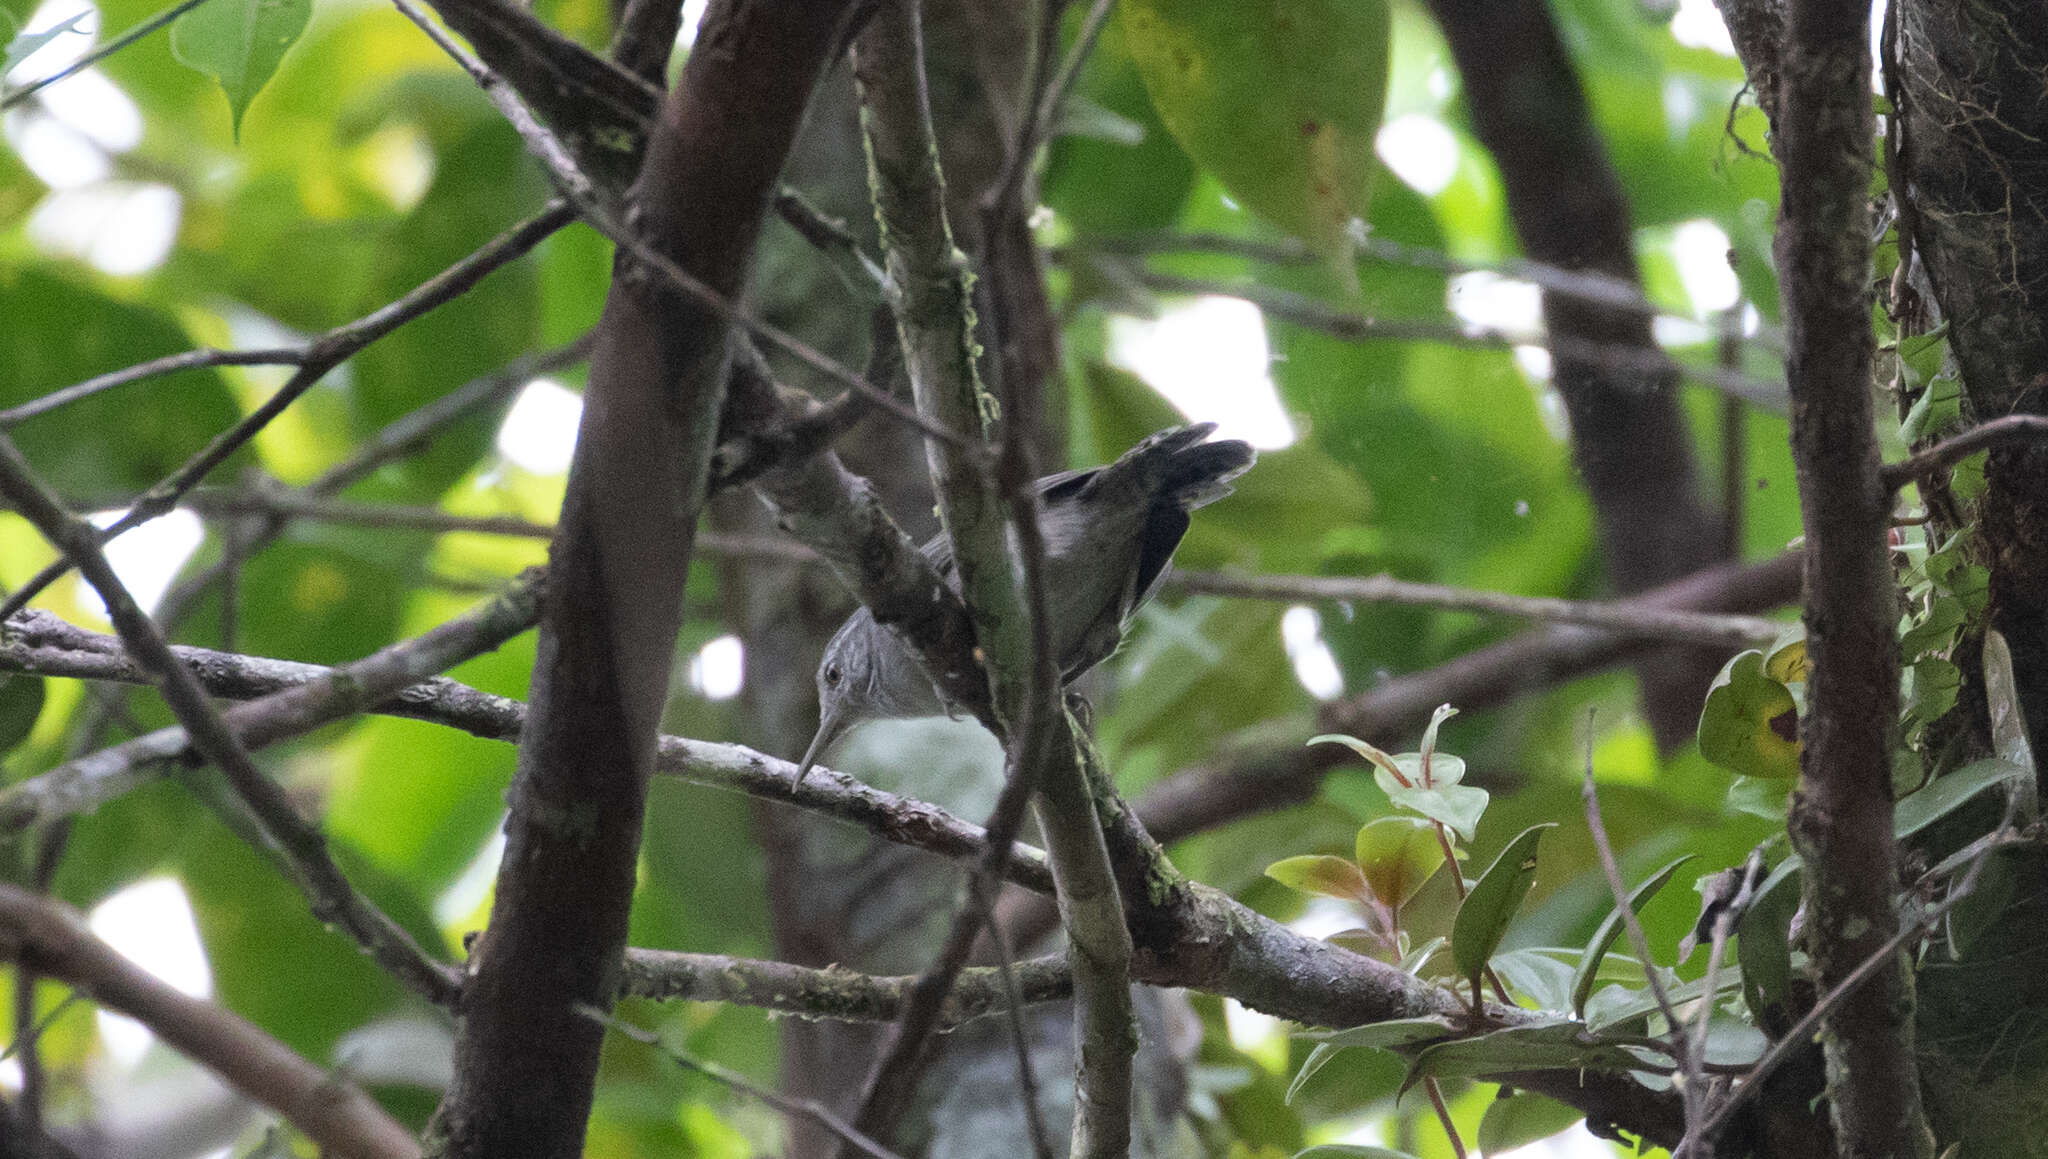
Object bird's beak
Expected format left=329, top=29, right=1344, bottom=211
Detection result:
left=795, top=706, right=847, bottom=785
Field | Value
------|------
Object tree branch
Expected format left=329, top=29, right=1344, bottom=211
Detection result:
left=842, top=2, right=1128, bottom=1150
left=1135, top=553, right=1804, bottom=844
left=0, top=203, right=573, bottom=625
left=0, top=609, right=1057, bottom=894
left=0, top=885, right=420, bottom=1159
left=619, top=947, right=1070, bottom=1026
left=1103, top=266, right=1787, bottom=410
left=1879, top=413, right=2048, bottom=492
left=155, top=484, right=1790, bottom=648
left=0, top=577, right=542, bottom=856
left=1774, top=0, right=1932, bottom=1151
left=1425, top=0, right=1730, bottom=751
left=1167, top=570, right=1784, bottom=649
left=0, top=610, right=1690, bottom=1144
left=0, top=437, right=463, bottom=1010
left=430, top=0, right=861, bottom=1148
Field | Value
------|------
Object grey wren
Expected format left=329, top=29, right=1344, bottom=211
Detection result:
left=796, top=423, right=1256, bottom=780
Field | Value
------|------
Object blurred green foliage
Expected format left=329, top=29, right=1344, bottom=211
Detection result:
left=0, top=0, right=1819, bottom=1152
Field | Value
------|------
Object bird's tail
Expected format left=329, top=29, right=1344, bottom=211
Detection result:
left=1138, top=423, right=1257, bottom=509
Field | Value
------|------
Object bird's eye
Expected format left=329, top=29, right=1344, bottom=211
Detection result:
left=824, top=663, right=842, bottom=688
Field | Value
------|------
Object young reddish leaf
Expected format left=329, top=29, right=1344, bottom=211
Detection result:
left=1353, top=816, right=1446, bottom=910
left=1310, top=732, right=1408, bottom=784
left=1266, top=854, right=1374, bottom=906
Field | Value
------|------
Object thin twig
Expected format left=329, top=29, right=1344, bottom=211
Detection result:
left=986, top=0, right=1117, bottom=220
left=1880, top=413, right=2048, bottom=491
left=582, top=1006, right=909, bottom=1159
left=1424, top=1076, right=1468, bottom=1159
left=390, top=0, right=971, bottom=454
left=1695, top=825, right=2032, bottom=1147
left=0, top=0, right=216, bottom=110
left=0, top=347, right=305, bottom=427
left=1166, top=570, right=1784, bottom=648
left=1676, top=850, right=1761, bottom=1158
left=0, top=885, right=420, bottom=1159
left=148, top=336, right=591, bottom=634
left=0, top=434, right=466, bottom=1007
left=1085, top=264, right=1789, bottom=408
left=1581, top=719, right=1690, bottom=1078
left=0, top=202, right=574, bottom=623
left=1067, top=230, right=1789, bottom=353
left=970, top=877, right=1058, bottom=1159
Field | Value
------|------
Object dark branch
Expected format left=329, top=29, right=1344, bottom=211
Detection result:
left=1774, top=0, right=1932, bottom=1150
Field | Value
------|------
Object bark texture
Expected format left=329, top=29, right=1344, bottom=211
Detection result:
left=1895, top=0, right=2048, bottom=758
left=431, top=1, right=857, bottom=1154
left=1776, top=1, right=1932, bottom=1154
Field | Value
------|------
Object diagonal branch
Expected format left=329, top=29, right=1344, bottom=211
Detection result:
left=0, top=884, right=420, bottom=1159
left=0, top=435, right=461, bottom=1008
left=0, top=203, right=573, bottom=625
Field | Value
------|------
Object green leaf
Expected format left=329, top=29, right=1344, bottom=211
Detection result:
left=1042, top=17, right=1195, bottom=233
left=3, top=10, right=87, bottom=74
left=1896, top=759, right=2028, bottom=839
left=1384, top=781, right=1490, bottom=843
left=1697, top=650, right=1801, bottom=780
left=1390, top=750, right=1467, bottom=788
left=1570, top=855, right=1694, bottom=1018
left=1291, top=1147, right=1419, bottom=1159
left=0, top=674, right=44, bottom=756
left=0, top=270, right=248, bottom=498
left=1266, top=854, right=1374, bottom=905
left=1763, top=628, right=1809, bottom=684
left=1897, top=324, right=1951, bottom=391
left=1120, top=0, right=1390, bottom=252
left=1900, top=375, right=1964, bottom=443
left=1905, top=656, right=1962, bottom=740
left=1725, top=774, right=1793, bottom=820
left=1450, top=824, right=1555, bottom=995
left=1298, top=1015, right=1458, bottom=1050
left=1285, top=1041, right=1341, bottom=1105
left=1477, top=1089, right=1584, bottom=1155
left=171, top=0, right=311, bottom=139
left=1984, top=630, right=2037, bottom=788
left=1737, top=859, right=1799, bottom=1021
left=1353, top=816, right=1445, bottom=910
left=1401, top=1020, right=1646, bottom=1095
left=1400, top=935, right=1445, bottom=976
